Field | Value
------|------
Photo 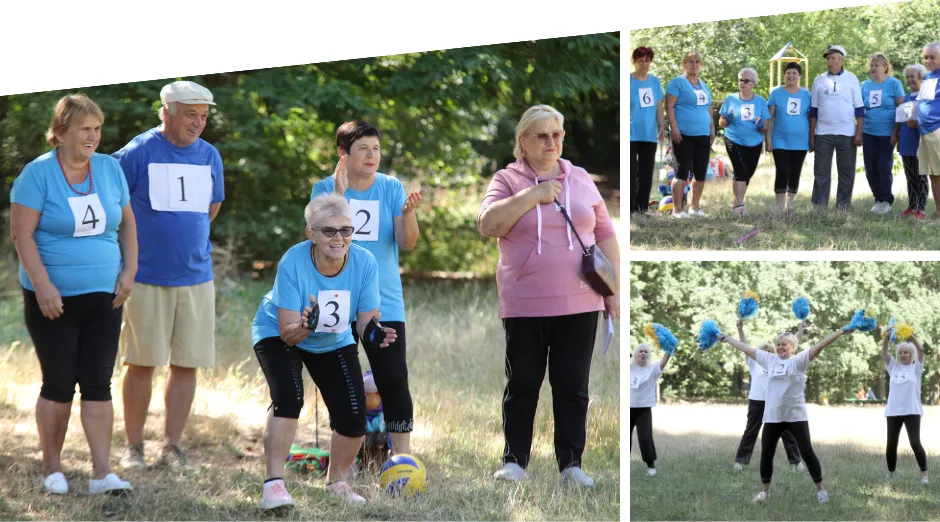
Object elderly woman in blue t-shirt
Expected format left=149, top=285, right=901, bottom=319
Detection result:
left=766, top=62, right=813, bottom=213
left=719, top=67, right=770, bottom=216
left=897, top=64, right=929, bottom=218
left=10, top=94, right=137, bottom=495
left=861, top=53, right=905, bottom=214
left=630, top=46, right=665, bottom=215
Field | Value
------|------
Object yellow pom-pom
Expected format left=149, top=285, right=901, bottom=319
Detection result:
left=643, top=323, right=660, bottom=349
left=896, top=324, right=914, bottom=342
left=743, top=290, right=760, bottom=303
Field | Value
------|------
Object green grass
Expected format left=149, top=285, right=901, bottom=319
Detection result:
left=0, top=274, right=621, bottom=520
left=630, top=155, right=940, bottom=250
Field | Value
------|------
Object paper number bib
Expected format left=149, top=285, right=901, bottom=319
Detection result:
left=314, top=290, right=351, bottom=334
left=638, top=87, right=654, bottom=108
left=869, top=89, right=883, bottom=108
left=740, top=104, right=755, bottom=121
left=68, top=193, right=106, bottom=237
left=630, top=375, right=642, bottom=389
left=787, top=97, right=801, bottom=115
left=349, top=199, right=380, bottom=242
left=918, top=79, right=937, bottom=101
left=148, top=163, right=212, bottom=213
left=896, top=101, right=915, bottom=122
left=694, top=90, right=709, bottom=106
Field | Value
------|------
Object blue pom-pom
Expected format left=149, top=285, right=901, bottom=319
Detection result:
left=888, top=317, right=897, bottom=344
left=738, top=298, right=760, bottom=320
left=844, top=309, right=877, bottom=332
left=792, top=297, right=810, bottom=321
left=698, top=320, right=722, bottom=351
left=654, top=324, right=678, bottom=356
left=658, top=184, right=671, bottom=197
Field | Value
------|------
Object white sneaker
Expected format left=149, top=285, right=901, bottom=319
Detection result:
left=817, top=490, right=829, bottom=504
left=796, top=462, right=807, bottom=472
left=260, top=479, right=295, bottom=510
left=874, top=202, right=891, bottom=214
left=886, top=471, right=895, bottom=480
left=560, top=466, right=594, bottom=487
left=42, top=472, right=68, bottom=495
left=871, top=202, right=881, bottom=212
left=88, top=473, right=132, bottom=495
left=733, top=462, right=743, bottom=471
left=752, top=491, right=768, bottom=502
left=693, top=209, right=707, bottom=217
left=646, top=468, right=656, bottom=477
left=326, top=481, right=365, bottom=505
left=494, top=462, right=527, bottom=481
left=922, top=474, right=929, bottom=485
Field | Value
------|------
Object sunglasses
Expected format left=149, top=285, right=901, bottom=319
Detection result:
left=529, top=131, right=566, bottom=143
left=738, top=78, right=754, bottom=84
left=318, top=226, right=355, bottom=238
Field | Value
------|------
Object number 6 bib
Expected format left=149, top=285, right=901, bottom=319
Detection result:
left=68, top=193, right=106, bottom=237
left=315, top=290, right=351, bottom=334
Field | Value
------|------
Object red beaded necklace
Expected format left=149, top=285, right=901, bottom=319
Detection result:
left=56, top=148, right=93, bottom=196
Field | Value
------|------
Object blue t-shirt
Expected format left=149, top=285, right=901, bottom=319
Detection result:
left=666, top=75, right=713, bottom=137
left=11, top=151, right=130, bottom=296
left=630, top=74, right=664, bottom=143
left=112, top=128, right=224, bottom=287
left=719, top=94, right=770, bottom=147
left=251, top=242, right=380, bottom=353
left=917, top=71, right=940, bottom=135
left=899, top=92, right=920, bottom=157
left=312, top=173, right=407, bottom=322
left=768, top=86, right=812, bottom=150
left=862, top=77, right=904, bottom=136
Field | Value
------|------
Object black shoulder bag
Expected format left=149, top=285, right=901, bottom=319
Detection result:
left=554, top=199, right=617, bottom=297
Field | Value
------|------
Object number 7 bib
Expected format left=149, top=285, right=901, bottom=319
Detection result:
left=68, top=193, right=106, bottom=237
left=315, top=290, right=351, bottom=334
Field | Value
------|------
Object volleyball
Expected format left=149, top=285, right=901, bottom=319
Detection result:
left=379, top=454, right=429, bottom=498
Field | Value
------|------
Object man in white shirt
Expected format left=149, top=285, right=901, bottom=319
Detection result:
left=810, top=45, right=865, bottom=210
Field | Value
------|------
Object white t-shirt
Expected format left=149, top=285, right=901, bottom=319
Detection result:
left=630, top=362, right=664, bottom=408
left=747, top=355, right=770, bottom=401
left=885, top=356, right=924, bottom=417
left=811, top=69, right=864, bottom=136
left=753, top=349, right=811, bottom=423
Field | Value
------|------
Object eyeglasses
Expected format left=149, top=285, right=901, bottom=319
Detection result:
left=738, top=78, right=754, bottom=84
left=319, top=226, right=355, bottom=238
left=528, top=131, right=566, bottom=143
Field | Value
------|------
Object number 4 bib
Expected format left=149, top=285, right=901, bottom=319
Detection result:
left=349, top=199, right=380, bottom=242
left=68, top=193, right=106, bottom=237
left=315, top=290, right=351, bottom=334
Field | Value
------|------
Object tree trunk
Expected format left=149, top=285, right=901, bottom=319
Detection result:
left=878, top=373, right=885, bottom=401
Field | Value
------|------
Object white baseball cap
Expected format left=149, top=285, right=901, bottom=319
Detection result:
left=823, top=45, right=846, bottom=58
left=160, top=81, right=216, bottom=106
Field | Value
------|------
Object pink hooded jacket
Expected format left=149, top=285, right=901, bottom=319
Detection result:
left=480, top=158, right=616, bottom=319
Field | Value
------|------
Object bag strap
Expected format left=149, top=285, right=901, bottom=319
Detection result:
left=553, top=198, right=589, bottom=256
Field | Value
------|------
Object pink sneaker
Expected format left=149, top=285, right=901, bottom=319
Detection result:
left=327, top=481, right=366, bottom=505
left=260, top=479, right=295, bottom=510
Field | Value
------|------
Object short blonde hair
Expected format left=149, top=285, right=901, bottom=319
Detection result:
left=896, top=341, right=916, bottom=360
left=304, top=193, right=352, bottom=231
left=513, top=104, right=565, bottom=160
left=775, top=332, right=799, bottom=354
left=45, top=94, right=104, bottom=147
left=869, top=53, right=894, bottom=76
left=682, top=51, right=704, bottom=67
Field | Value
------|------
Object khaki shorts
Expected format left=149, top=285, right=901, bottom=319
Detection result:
left=918, top=128, right=940, bottom=176
left=120, top=281, right=216, bottom=368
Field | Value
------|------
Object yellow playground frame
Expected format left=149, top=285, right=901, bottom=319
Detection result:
left=769, top=42, right=809, bottom=89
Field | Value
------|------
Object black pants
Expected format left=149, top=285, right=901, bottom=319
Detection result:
left=674, top=135, right=711, bottom=182
left=735, top=399, right=801, bottom=465
left=501, top=311, right=598, bottom=472
left=630, top=141, right=658, bottom=213
left=902, top=155, right=929, bottom=212
left=725, top=139, right=763, bottom=185
left=760, top=421, right=822, bottom=484
left=772, top=149, right=808, bottom=194
left=886, top=415, right=927, bottom=472
left=351, top=320, right=413, bottom=433
left=24, top=289, right=122, bottom=403
left=253, top=337, right=366, bottom=437
left=863, top=133, right=896, bottom=204
left=630, top=407, right=656, bottom=468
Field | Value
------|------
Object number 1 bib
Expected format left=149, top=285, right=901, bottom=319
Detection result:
left=147, top=163, right=213, bottom=213
left=315, top=290, right=351, bottom=334
left=349, top=199, right=380, bottom=242
left=918, top=79, right=937, bottom=101
left=68, top=193, right=106, bottom=237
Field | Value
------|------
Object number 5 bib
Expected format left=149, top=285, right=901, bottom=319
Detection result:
left=315, top=290, right=351, bottom=334
left=68, top=193, right=106, bottom=237
left=349, top=199, right=380, bottom=242
left=147, top=163, right=213, bottom=212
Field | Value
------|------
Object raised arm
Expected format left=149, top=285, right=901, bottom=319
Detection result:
left=796, top=320, right=807, bottom=343
left=660, top=353, right=671, bottom=370
left=909, top=333, right=925, bottom=363
left=882, top=331, right=891, bottom=365
left=808, top=328, right=849, bottom=361
left=718, top=333, right=758, bottom=360
left=736, top=319, right=747, bottom=344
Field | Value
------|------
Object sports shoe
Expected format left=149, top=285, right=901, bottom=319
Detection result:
left=796, top=461, right=806, bottom=472
left=154, top=445, right=196, bottom=471
left=922, top=474, right=929, bottom=485
left=733, top=462, right=743, bottom=471
left=817, top=490, right=829, bottom=504
left=871, top=202, right=881, bottom=212
left=560, top=466, right=594, bottom=487
left=752, top=491, right=768, bottom=502
left=886, top=471, right=895, bottom=480
left=901, top=208, right=914, bottom=216
left=119, top=444, right=146, bottom=470
left=88, top=473, right=132, bottom=495
left=494, top=462, right=527, bottom=481
left=914, top=210, right=928, bottom=220
left=260, top=479, right=295, bottom=510
left=646, top=468, right=657, bottom=477
left=326, top=481, right=365, bottom=505
left=693, top=209, right=707, bottom=217
left=42, top=472, right=68, bottom=495
left=874, top=202, right=891, bottom=214
left=672, top=211, right=690, bottom=219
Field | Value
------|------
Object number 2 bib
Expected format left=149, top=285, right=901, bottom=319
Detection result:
left=349, top=199, right=380, bottom=242
left=787, top=97, right=801, bottom=115
left=68, top=193, right=106, bottom=237
left=315, top=290, right=351, bottom=334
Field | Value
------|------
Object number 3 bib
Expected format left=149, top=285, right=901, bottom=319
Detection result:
left=349, top=199, right=380, bottom=242
left=315, top=290, right=351, bottom=334
left=68, top=193, right=106, bottom=237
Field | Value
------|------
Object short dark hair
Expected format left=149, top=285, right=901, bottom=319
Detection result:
left=632, top=46, right=655, bottom=62
left=784, top=62, right=803, bottom=75
left=336, top=120, right=381, bottom=154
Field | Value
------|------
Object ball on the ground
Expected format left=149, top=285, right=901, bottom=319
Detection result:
left=379, top=454, right=428, bottom=498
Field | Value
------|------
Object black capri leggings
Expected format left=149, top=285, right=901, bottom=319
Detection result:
left=351, top=320, right=413, bottom=433
left=772, top=149, right=808, bottom=194
left=254, top=337, right=366, bottom=438
left=673, top=135, right=711, bottom=182
left=887, top=415, right=927, bottom=472
left=630, top=407, right=657, bottom=468
left=725, top=138, right=763, bottom=185
left=24, top=289, right=122, bottom=403
left=760, top=421, right=823, bottom=484
left=631, top=141, right=658, bottom=213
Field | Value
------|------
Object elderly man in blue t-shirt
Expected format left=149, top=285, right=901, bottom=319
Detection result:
left=809, top=45, right=865, bottom=210
left=112, top=81, right=225, bottom=471
left=917, top=42, right=940, bottom=216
